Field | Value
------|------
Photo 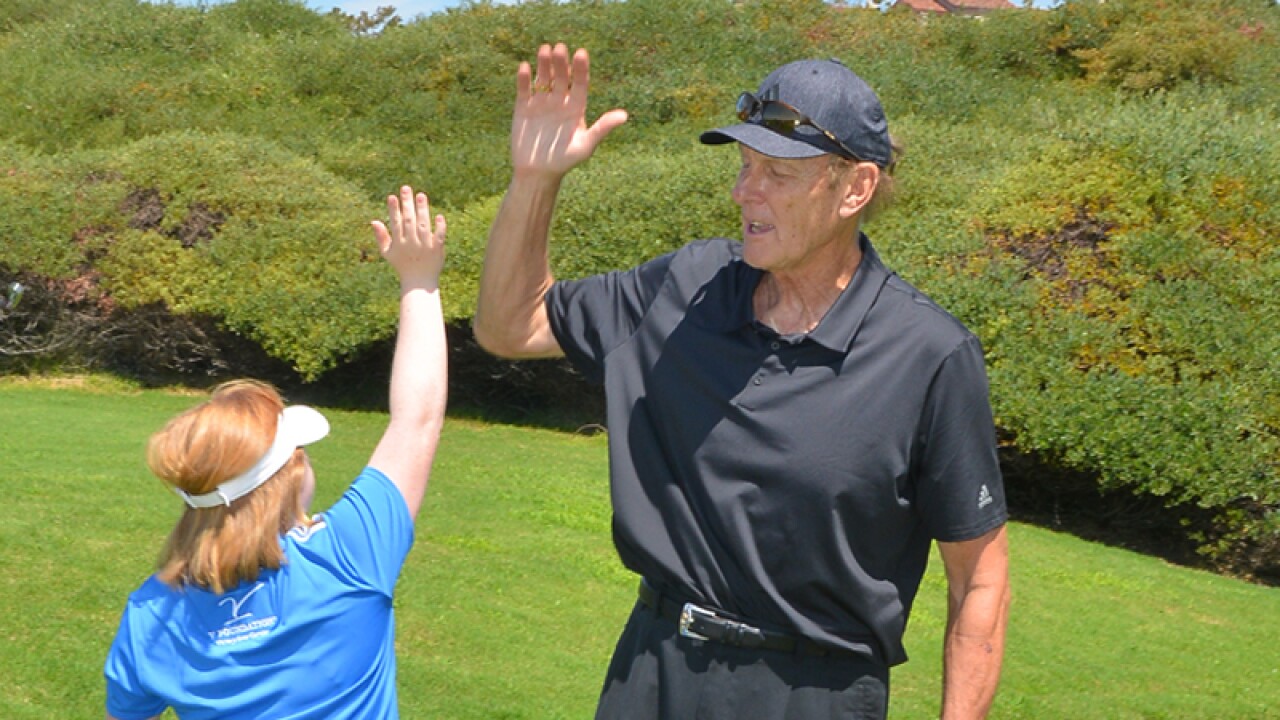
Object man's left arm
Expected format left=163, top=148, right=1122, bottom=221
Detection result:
left=937, top=524, right=1010, bottom=720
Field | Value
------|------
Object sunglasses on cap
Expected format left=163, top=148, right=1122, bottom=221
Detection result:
left=736, top=92, right=862, bottom=161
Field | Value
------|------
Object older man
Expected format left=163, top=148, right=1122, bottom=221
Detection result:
left=475, top=44, right=1010, bottom=720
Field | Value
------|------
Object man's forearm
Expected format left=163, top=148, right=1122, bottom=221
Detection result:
left=940, top=582, right=1009, bottom=719
left=473, top=173, right=564, bottom=358
left=939, top=526, right=1010, bottom=720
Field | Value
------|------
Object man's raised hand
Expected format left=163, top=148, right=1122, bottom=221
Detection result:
left=511, top=44, right=628, bottom=182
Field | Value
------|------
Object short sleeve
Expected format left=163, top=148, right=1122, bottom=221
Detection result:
left=313, top=467, right=415, bottom=596
left=104, top=606, right=168, bottom=720
left=913, top=335, right=1008, bottom=542
left=546, top=252, right=676, bottom=384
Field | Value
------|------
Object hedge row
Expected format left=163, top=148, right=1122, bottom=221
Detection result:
left=0, top=132, right=397, bottom=379
left=1, top=0, right=1277, bottom=575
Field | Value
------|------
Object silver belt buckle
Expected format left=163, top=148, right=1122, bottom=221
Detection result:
left=679, top=602, right=715, bottom=641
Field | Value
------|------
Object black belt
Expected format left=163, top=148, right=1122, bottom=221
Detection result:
left=637, top=580, right=839, bottom=658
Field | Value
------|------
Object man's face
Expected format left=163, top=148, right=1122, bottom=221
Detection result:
left=731, top=145, right=853, bottom=276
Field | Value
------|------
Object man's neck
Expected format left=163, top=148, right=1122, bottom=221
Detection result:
left=754, top=234, right=863, bottom=335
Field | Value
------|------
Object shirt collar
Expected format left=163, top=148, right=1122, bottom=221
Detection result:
left=720, top=233, right=892, bottom=353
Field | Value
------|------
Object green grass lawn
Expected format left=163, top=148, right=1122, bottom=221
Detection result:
left=1, top=379, right=1277, bottom=719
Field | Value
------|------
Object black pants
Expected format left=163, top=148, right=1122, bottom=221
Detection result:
left=595, top=601, right=889, bottom=720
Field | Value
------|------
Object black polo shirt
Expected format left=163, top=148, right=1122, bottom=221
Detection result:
left=546, top=235, right=1007, bottom=666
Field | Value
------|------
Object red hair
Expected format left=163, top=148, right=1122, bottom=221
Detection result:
left=148, top=380, right=312, bottom=593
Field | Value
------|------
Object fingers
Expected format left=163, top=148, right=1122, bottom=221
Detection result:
left=531, top=43, right=565, bottom=94
left=371, top=191, right=401, bottom=253
left=548, top=43, right=569, bottom=94
left=370, top=220, right=391, bottom=254
left=533, top=44, right=551, bottom=93
left=512, top=43, right=626, bottom=177
left=434, top=213, right=447, bottom=243
left=399, top=185, right=418, bottom=238
left=392, top=186, right=439, bottom=243
left=528, top=43, right=576, bottom=97
left=373, top=186, right=439, bottom=251
left=415, top=191, right=431, bottom=237
left=568, top=47, right=590, bottom=105
left=515, top=60, right=532, bottom=102
left=590, top=108, right=630, bottom=145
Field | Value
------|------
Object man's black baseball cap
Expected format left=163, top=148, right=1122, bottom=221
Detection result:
left=700, top=58, right=892, bottom=168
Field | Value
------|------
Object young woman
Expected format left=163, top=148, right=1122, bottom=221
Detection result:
left=104, top=186, right=447, bottom=720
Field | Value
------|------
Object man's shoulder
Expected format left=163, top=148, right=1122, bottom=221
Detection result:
left=676, top=237, right=741, bottom=264
left=620, top=237, right=743, bottom=296
left=876, top=271, right=978, bottom=350
left=660, top=237, right=744, bottom=281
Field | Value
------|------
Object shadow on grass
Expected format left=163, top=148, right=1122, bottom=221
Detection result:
left=296, top=321, right=607, bottom=434
left=34, top=319, right=1277, bottom=586
left=82, top=319, right=606, bottom=434
left=1002, top=444, right=1280, bottom=587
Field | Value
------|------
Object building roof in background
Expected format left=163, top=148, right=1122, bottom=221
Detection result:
left=894, top=0, right=1018, bottom=13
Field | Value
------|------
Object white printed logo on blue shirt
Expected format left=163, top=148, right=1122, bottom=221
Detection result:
left=208, top=582, right=277, bottom=646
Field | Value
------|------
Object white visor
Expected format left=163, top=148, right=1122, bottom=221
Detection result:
left=175, top=405, right=330, bottom=509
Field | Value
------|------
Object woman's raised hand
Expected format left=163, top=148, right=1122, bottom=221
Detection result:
left=372, top=185, right=446, bottom=290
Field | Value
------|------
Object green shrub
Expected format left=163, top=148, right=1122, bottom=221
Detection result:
left=0, top=142, right=86, bottom=277
left=551, top=137, right=740, bottom=277
left=0, top=0, right=1278, bottom=575
left=102, top=131, right=398, bottom=379
left=932, top=6, right=1068, bottom=79
left=1045, top=0, right=1270, bottom=92
left=1, top=131, right=398, bottom=380
left=947, top=91, right=1280, bottom=568
left=0, top=0, right=74, bottom=30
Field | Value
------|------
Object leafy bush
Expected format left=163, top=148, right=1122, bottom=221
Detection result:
left=1044, top=0, right=1270, bottom=92
left=947, top=92, right=1280, bottom=572
left=0, top=0, right=73, bottom=30
left=0, top=0, right=1278, bottom=575
left=105, top=131, right=401, bottom=380
left=551, top=137, right=740, bottom=277
left=1, top=131, right=396, bottom=380
left=0, top=142, right=87, bottom=276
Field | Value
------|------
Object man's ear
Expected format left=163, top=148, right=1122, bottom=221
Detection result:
left=839, top=162, right=880, bottom=220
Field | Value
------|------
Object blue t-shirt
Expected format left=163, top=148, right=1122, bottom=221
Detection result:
left=104, top=467, right=414, bottom=720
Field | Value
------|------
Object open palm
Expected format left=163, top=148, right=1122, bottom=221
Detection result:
left=510, top=44, right=628, bottom=180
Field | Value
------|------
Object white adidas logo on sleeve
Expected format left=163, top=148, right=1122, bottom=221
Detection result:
left=977, top=484, right=994, bottom=510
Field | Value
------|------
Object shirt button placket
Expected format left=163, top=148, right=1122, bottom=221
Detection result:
left=755, top=340, right=783, bottom=387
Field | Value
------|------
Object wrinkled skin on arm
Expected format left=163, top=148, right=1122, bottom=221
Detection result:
left=473, top=43, right=628, bottom=359
left=938, top=525, right=1010, bottom=720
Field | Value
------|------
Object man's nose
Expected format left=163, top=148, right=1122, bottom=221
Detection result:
left=732, top=166, right=762, bottom=206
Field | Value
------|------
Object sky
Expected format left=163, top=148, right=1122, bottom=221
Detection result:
left=159, top=0, right=512, bottom=18
left=164, top=0, right=1062, bottom=22
left=287, top=0, right=486, bottom=19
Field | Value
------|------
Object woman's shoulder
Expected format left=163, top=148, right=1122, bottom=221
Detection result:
left=309, top=466, right=399, bottom=529
left=127, top=575, right=179, bottom=607
left=286, top=466, right=414, bottom=591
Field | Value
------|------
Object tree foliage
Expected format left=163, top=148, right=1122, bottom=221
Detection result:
left=0, top=0, right=1277, bottom=576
